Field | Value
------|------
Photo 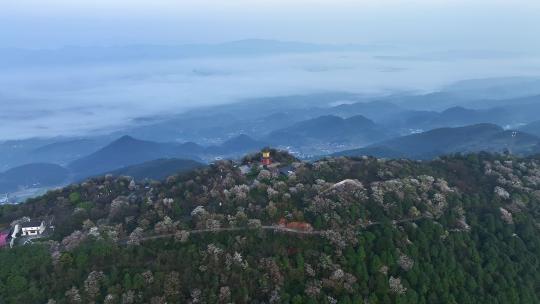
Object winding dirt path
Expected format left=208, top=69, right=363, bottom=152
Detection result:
left=121, top=217, right=430, bottom=245
left=120, top=225, right=324, bottom=245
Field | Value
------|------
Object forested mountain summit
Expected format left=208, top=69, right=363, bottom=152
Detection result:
left=0, top=151, right=539, bottom=303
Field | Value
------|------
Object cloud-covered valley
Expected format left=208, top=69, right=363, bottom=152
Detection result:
left=1, top=47, right=540, bottom=140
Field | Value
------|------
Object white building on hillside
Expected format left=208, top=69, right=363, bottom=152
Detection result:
left=20, top=220, right=46, bottom=236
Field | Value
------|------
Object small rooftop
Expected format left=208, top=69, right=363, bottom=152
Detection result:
left=20, top=220, right=44, bottom=228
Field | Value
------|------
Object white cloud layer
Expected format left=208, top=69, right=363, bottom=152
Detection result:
left=1, top=51, right=540, bottom=140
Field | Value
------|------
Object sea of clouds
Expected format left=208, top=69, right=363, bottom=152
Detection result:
left=1, top=49, right=540, bottom=140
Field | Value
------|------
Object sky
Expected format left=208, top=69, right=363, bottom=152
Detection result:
left=0, top=0, right=540, bottom=140
left=1, top=0, right=539, bottom=50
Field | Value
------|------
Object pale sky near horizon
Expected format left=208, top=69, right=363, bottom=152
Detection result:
left=1, top=0, right=539, bottom=50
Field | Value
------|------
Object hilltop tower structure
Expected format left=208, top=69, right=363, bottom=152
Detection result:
left=262, top=150, right=272, bottom=166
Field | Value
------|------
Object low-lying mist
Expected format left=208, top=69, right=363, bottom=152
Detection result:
left=1, top=47, right=540, bottom=140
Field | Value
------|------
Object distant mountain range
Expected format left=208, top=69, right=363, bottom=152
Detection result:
left=0, top=133, right=267, bottom=193
left=0, top=158, right=204, bottom=194
left=334, top=123, right=540, bottom=159
left=28, top=139, right=106, bottom=165
left=0, top=163, right=69, bottom=193
left=3, top=81, right=540, bottom=198
left=266, top=115, right=392, bottom=148
left=68, top=134, right=268, bottom=179
left=2, top=93, right=540, bottom=164
left=109, top=158, right=203, bottom=181
left=209, top=134, right=267, bottom=154
left=68, top=136, right=204, bottom=179
left=113, top=91, right=540, bottom=146
left=520, top=120, right=540, bottom=137
left=442, top=77, right=540, bottom=101
left=387, top=78, right=540, bottom=111
left=6, top=122, right=537, bottom=194
left=0, top=137, right=110, bottom=172
left=383, top=97, right=540, bottom=131
left=325, top=100, right=405, bottom=121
